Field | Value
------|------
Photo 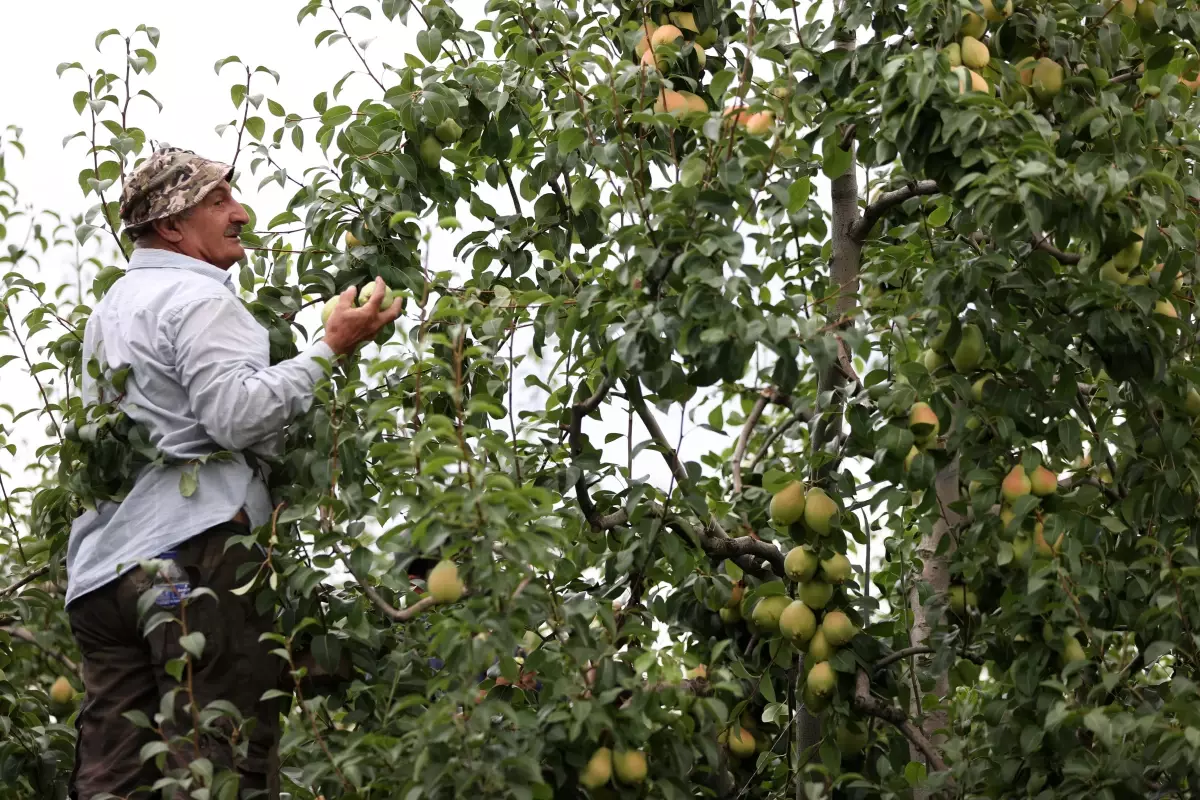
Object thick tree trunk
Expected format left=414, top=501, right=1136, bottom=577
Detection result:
left=907, top=456, right=961, bottom=785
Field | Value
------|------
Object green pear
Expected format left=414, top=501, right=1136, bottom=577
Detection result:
left=943, top=43, right=963, bottom=67
left=961, top=36, right=990, bottom=70
left=612, top=750, right=647, bottom=784
left=428, top=560, right=465, bottom=603
left=1062, top=635, right=1087, bottom=664
left=981, top=0, right=1013, bottom=21
left=1186, top=387, right=1200, bottom=418
left=420, top=134, right=444, bottom=169
left=807, top=628, right=834, bottom=662
left=909, top=402, right=940, bottom=442
left=321, top=297, right=340, bottom=326
left=1031, top=58, right=1064, bottom=101
left=1112, top=227, right=1145, bottom=270
left=435, top=118, right=463, bottom=143
left=580, top=748, right=613, bottom=788
left=800, top=580, right=833, bottom=610
left=960, top=10, right=987, bottom=37
left=836, top=722, right=870, bottom=753
left=807, top=661, right=836, bottom=696
left=820, top=553, right=853, bottom=584
left=785, top=546, right=820, bottom=582
left=820, top=610, right=857, bottom=646
left=719, top=606, right=742, bottom=624
left=971, top=375, right=992, bottom=402
left=1099, top=261, right=1129, bottom=284
left=750, top=595, right=791, bottom=633
left=770, top=481, right=807, bottom=526
left=803, top=487, right=838, bottom=535
left=904, top=445, right=920, bottom=472
left=779, top=600, right=818, bottom=645
left=357, top=282, right=399, bottom=311
left=723, top=726, right=756, bottom=758
left=922, top=348, right=946, bottom=372
left=952, top=324, right=986, bottom=372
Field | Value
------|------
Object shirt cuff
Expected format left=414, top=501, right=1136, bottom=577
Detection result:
left=297, top=340, right=337, bottom=381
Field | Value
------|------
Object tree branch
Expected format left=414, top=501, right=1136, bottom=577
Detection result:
left=732, top=391, right=771, bottom=494
left=1032, top=235, right=1081, bottom=265
left=0, top=566, right=49, bottom=599
left=568, top=374, right=625, bottom=530
left=330, top=542, right=439, bottom=622
left=4, top=626, right=81, bottom=676
left=852, top=669, right=950, bottom=774
left=849, top=180, right=940, bottom=243
left=748, top=405, right=814, bottom=473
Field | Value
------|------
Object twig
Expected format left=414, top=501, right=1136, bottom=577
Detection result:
left=732, top=391, right=771, bottom=494
left=848, top=180, right=940, bottom=243
left=568, top=374, right=628, bottom=530
left=330, top=542, right=439, bottom=622
left=4, top=626, right=81, bottom=676
left=1075, top=386, right=1125, bottom=499
left=749, top=406, right=815, bottom=472
left=329, top=0, right=386, bottom=92
left=0, top=566, right=49, bottom=598
left=86, top=75, right=129, bottom=261
left=852, top=669, right=950, bottom=774
left=1032, top=234, right=1082, bottom=265
left=229, top=66, right=252, bottom=171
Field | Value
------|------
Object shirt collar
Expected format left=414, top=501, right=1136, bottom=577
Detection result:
left=126, top=248, right=235, bottom=293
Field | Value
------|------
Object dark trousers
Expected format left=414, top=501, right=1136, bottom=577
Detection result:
left=67, top=522, right=282, bottom=799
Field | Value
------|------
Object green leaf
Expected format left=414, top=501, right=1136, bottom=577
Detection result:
left=416, top=29, right=442, bottom=63
left=178, top=632, right=206, bottom=660
left=179, top=468, right=198, bottom=498
left=245, top=116, right=265, bottom=140
left=822, top=135, right=852, bottom=180
left=95, top=28, right=121, bottom=52
left=558, top=128, right=586, bottom=153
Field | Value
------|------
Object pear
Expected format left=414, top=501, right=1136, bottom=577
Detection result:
left=961, top=36, right=990, bottom=70
left=952, top=324, right=986, bottom=372
left=909, top=402, right=940, bottom=441
left=649, top=23, right=684, bottom=47
left=670, top=10, right=699, bottom=32
left=581, top=748, right=613, bottom=788
left=724, top=726, right=756, bottom=758
left=1062, top=635, right=1087, bottom=664
left=419, top=134, right=443, bottom=169
left=728, top=582, right=745, bottom=608
left=744, top=111, right=775, bottom=136
left=820, top=610, right=857, bottom=647
left=633, top=20, right=659, bottom=57
left=719, top=606, right=742, bottom=624
left=785, top=546, right=820, bottom=582
left=689, top=44, right=708, bottom=69
left=320, top=297, right=340, bottom=326
left=803, top=487, right=838, bottom=535
left=1015, top=57, right=1035, bottom=86
left=981, top=0, right=1013, bottom=21
left=345, top=230, right=363, bottom=249
left=779, top=600, right=818, bottom=645
left=960, top=10, right=988, bottom=37
left=428, top=560, right=465, bottom=603
left=1154, top=300, right=1178, bottom=319
left=1186, top=387, right=1200, bottom=419
left=1001, top=465, right=1031, bottom=503
left=923, top=348, right=946, bottom=371
left=836, top=722, right=871, bottom=753
left=1113, top=228, right=1145, bottom=270
left=750, top=595, right=792, bottom=633
left=968, top=69, right=990, bottom=93
left=434, top=118, right=463, bottom=144
left=49, top=676, right=75, bottom=705
left=807, top=661, right=836, bottom=696
left=613, top=750, right=648, bottom=784
left=943, top=43, right=963, bottom=67
left=1099, top=261, right=1129, bottom=284
left=1032, top=58, right=1064, bottom=100
left=1034, top=520, right=1064, bottom=557
left=803, top=682, right=831, bottom=712
left=770, top=481, right=807, bottom=526
left=1030, top=465, right=1058, bottom=496
left=640, top=48, right=663, bottom=70
left=357, top=282, right=399, bottom=311
left=904, top=445, right=921, bottom=472
left=1116, top=0, right=1136, bottom=13
left=999, top=506, right=1016, bottom=529
left=800, top=580, right=833, bottom=610
left=1011, top=535, right=1031, bottom=562
left=820, top=553, right=853, bottom=584
left=972, top=375, right=992, bottom=402
left=654, top=89, right=689, bottom=114
left=1136, top=0, right=1159, bottom=28
left=679, top=91, right=708, bottom=115
left=807, top=628, right=834, bottom=662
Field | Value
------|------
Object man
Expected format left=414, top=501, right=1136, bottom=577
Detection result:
left=65, top=146, right=399, bottom=799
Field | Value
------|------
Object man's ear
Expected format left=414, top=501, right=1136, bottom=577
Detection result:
left=151, top=215, right=184, bottom=243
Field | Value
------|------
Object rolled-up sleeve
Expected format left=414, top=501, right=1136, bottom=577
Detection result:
left=169, top=294, right=335, bottom=452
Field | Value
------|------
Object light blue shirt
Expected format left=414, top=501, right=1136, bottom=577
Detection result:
left=65, top=248, right=334, bottom=604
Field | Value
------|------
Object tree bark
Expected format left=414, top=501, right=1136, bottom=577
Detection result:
left=907, top=455, right=961, bottom=787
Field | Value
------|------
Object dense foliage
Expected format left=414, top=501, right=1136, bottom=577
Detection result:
left=2, top=0, right=1200, bottom=797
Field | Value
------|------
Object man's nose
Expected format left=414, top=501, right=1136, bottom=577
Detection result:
left=230, top=199, right=250, bottom=224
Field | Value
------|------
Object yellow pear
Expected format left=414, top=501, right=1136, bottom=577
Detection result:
left=640, top=47, right=662, bottom=70
left=971, top=375, right=992, bottom=402
left=968, top=69, right=990, bottom=93
left=952, top=324, right=986, bottom=372
left=1099, top=261, right=1129, bottom=284
left=1032, top=58, right=1064, bottom=100
left=719, top=606, right=742, bottom=624
left=724, top=726, right=756, bottom=758
left=345, top=230, right=363, bottom=249
left=803, top=682, right=831, bottom=713
left=800, top=580, right=833, bottom=610
left=821, top=610, right=857, bottom=646
left=923, top=347, right=947, bottom=371
left=961, top=36, right=990, bottom=70
left=904, top=445, right=920, bottom=472
left=320, top=297, right=340, bottom=326
left=743, top=111, right=775, bottom=136
left=1062, top=635, right=1087, bottom=664
left=807, top=628, right=834, bottom=662
left=943, top=43, right=962, bottom=67
left=679, top=91, right=708, bottom=115
left=633, top=20, right=659, bottom=58
left=807, top=661, right=836, bottom=696
left=779, top=600, right=818, bottom=645
left=1001, top=465, right=1031, bottom=503
left=1154, top=300, right=1178, bottom=319
left=357, top=282, right=399, bottom=311
left=770, top=481, right=807, bottom=526
left=803, top=487, right=838, bottom=535
left=999, top=506, right=1016, bottom=529
left=1112, top=227, right=1145, bottom=270
left=1035, top=520, right=1064, bottom=556
left=428, top=560, right=465, bottom=603
left=670, top=10, right=699, bottom=32
left=649, top=24, right=684, bottom=47
left=981, top=0, right=1013, bottom=21
left=613, top=750, right=648, bottom=784
left=820, top=553, right=853, bottom=584
left=750, top=595, right=791, bottom=633
left=1015, top=57, right=1035, bottom=86
left=1030, top=465, right=1058, bottom=496
left=49, top=676, right=74, bottom=705
left=909, top=402, right=940, bottom=441
left=961, top=10, right=988, bottom=37
left=1116, top=0, right=1136, bottom=13
left=689, top=44, right=707, bottom=70
left=785, top=546, right=820, bottom=582
left=581, top=748, right=613, bottom=788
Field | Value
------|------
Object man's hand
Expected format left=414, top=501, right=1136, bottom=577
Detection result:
left=322, top=277, right=404, bottom=356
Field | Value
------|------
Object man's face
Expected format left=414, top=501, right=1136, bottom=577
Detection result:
left=170, top=181, right=249, bottom=269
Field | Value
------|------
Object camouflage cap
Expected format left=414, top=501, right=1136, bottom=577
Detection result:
left=118, top=146, right=234, bottom=232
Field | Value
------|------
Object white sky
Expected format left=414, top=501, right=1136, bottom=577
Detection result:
left=1, top=2, right=885, bottom=594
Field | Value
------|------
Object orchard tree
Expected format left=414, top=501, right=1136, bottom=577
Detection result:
left=2, top=0, right=1200, bottom=797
